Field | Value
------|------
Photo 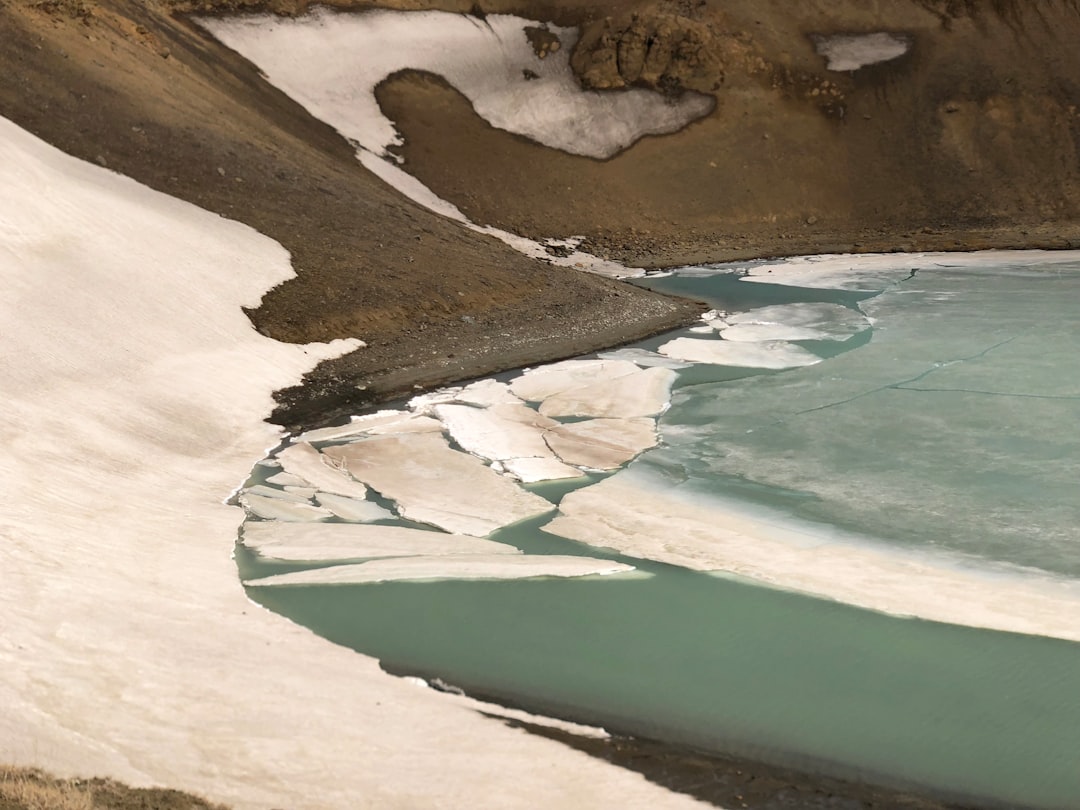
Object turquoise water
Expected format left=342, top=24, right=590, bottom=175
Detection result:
left=239, top=257, right=1080, bottom=808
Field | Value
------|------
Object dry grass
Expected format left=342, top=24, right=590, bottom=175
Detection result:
left=0, top=768, right=229, bottom=810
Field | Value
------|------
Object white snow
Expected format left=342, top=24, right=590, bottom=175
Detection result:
left=241, top=522, right=518, bottom=562
left=245, top=554, right=640, bottom=586
left=275, top=441, right=371, bottom=498
left=313, top=492, right=395, bottom=522
left=811, top=32, right=911, bottom=72
left=0, top=117, right=701, bottom=810
left=658, top=337, right=823, bottom=369
left=545, top=418, right=659, bottom=470
left=323, top=432, right=555, bottom=535
left=543, top=469, right=1080, bottom=642
left=510, top=358, right=640, bottom=402
left=538, top=366, right=676, bottom=419
left=198, top=9, right=712, bottom=160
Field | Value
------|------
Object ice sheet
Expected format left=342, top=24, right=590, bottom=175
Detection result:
left=245, top=554, right=639, bottom=586
left=241, top=522, right=518, bottom=562
left=323, top=432, right=554, bottom=535
left=538, top=366, right=676, bottom=419
left=543, top=469, right=1080, bottom=642
left=198, top=9, right=712, bottom=160
left=658, top=337, right=823, bottom=369
left=276, top=441, right=371, bottom=498
left=545, top=418, right=658, bottom=470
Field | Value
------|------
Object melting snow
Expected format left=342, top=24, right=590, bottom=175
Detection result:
left=811, top=32, right=912, bottom=72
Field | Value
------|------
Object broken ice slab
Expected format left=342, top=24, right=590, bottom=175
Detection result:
left=502, top=456, right=585, bottom=483
left=265, top=471, right=308, bottom=487
left=314, top=492, right=395, bottom=522
left=296, top=410, right=442, bottom=443
left=239, top=493, right=334, bottom=522
left=243, top=554, right=640, bottom=586
left=720, top=303, right=870, bottom=343
left=538, top=367, right=677, bottom=419
left=544, top=418, right=658, bottom=470
left=241, top=522, right=519, bottom=562
left=323, top=432, right=554, bottom=536
left=596, top=348, right=692, bottom=369
left=658, top=337, right=823, bottom=369
left=276, top=441, right=370, bottom=499
left=241, top=484, right=313, bottom=504
left=453, top=379, right=523, bottom=407
left=434, top=402, right=557, bottom=462
left=509, top=359, right=640, bottom=402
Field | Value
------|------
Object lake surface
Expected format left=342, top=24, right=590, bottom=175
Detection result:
left=237, top=253, right=1080, bottom=809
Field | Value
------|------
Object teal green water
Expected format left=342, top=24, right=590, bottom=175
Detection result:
left=240, top=258, right=1080, bottom=809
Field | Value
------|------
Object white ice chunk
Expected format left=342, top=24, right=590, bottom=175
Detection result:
left=323, top=432, right=554, bottom=536
left=545, top=418, right=658, bottom=470
left=434, top=403, right=556, bottom=461
left=688, top=325, right=716, bottom=334
left=502, top=456, right=586, bottom=483
left=277, top=442, right=371, bottom=499
left=242, top=484, right=312, bottom=504
left=509, top=359, right=640, bottom=402
left=244, top=554, right=639, bottom=586
left=265, top=471, right=308, bottom=487
left=597, top=348, right=692, bottom=369
left=538, top=366, right=675, bottom=419
left=284, top=486, right=318, bottom=499
left=658, top=337, right=822, bottom=369
left=455, top=379, right=523, bottom=407
left=314, top=492, right=395, bottom=522
left=812, top=32, right=911, bottom=72
left=720, top=303, right=869, bottom=343
left=199, top=10, right=713, bottom=161
left=241, top=522, right=517, bottom=562
left=363, top=415, right=444, bottom=436
left=239, top=493, right=334, bottom=523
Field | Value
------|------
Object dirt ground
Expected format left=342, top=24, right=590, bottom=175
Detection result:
left=3, top=0, right=1079, bottom=807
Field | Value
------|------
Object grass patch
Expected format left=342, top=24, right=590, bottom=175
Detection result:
left=0, top=768, right=229, bottom=810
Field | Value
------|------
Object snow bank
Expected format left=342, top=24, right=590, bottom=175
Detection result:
left=543, top=469, right=1080, bottom=642
left=245, top=554, right=640, bottom=586
left=811, top=32, right=911, bottom=72
left=0, top=117, right=699, bottom=810
left=199, top=9, right=712, bottom=160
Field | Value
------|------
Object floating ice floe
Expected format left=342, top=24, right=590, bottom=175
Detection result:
left=510, top=359, right=640, bottom=402
left=538, top=366, right=676, bottom=419
left=434, top=402, right=556, bottom=462
left=454, top=379, right=524, bottom=407
left=811, top=32, right=912, bottom=72
left=323, top=432, right=554, bottom=535
left=239, top=493, right=334, bottom=523
left=719, top=303, right=869, bottom=343
left=658, top=337, right=823, bottom=369
left=264, top=471, right=308, bottom=487
left=244, top=554, right=640, bottom=586
left=241, top=522, right=517, bottom=562
left=544, top=418, right=658, bottom=470
left=314, top=492, right=395, bottom=522
left=276, top=441, right=370, bottom=499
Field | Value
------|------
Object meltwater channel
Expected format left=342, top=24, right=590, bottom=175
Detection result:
left=237, top=254, right=1080, bottom=809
